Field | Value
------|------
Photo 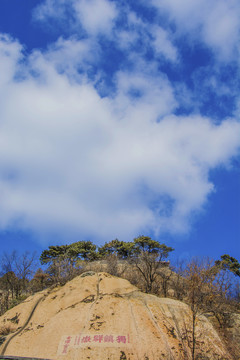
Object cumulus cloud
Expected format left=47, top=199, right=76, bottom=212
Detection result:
left=115, top=11, right=178, bottom=63
left=73, top=0, right=117, bottom=36
left=34, top=0, right=240, bottom=62
left=41, top=36, right=98, bottom=80
left=150, top=0, right=240, bottom=60
left=151, top=26, right=178, bottom=62
left=0, top=34, right=23, bottom=85
left=0, top=33, right=239, bottom=243
left=0, top=0, right=240, bottom=245
left=34, top=0, right=118, bottom=37
left=34, top=0, right=179, bottom=66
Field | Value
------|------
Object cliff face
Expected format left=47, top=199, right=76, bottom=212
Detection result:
left=0, top=272, right=234, bottom=360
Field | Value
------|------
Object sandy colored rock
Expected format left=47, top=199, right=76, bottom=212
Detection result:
left=0, top=272, right=233, bottom=359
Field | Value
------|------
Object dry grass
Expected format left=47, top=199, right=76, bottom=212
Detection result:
left=0, top=323, right=16, bottom=336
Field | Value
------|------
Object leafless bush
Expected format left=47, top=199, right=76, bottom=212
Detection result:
left=0, top=323, right=16, bottom=335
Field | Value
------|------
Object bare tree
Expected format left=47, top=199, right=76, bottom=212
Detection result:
left=31, top=268, right=49, bottom=291
left=46, top=256, right=79, bottom=285
left=0, top=250, right=37, bottom=309
left=105, top=254, right=120, bottom=276
left=14, top=251, right=37, bottom=293
left=171, top=260, right=187, bottom=300
left=130, top=236, right=174, bottom=293
left=184, top=258, right=216, bottom=360
left=157, top=267, right=173, bottom=297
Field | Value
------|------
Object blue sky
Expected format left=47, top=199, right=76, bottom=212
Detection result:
left=0, top=0, right=239, bottom=263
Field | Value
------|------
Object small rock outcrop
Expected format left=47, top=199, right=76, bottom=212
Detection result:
left=0, top=272, right=233, bottom=359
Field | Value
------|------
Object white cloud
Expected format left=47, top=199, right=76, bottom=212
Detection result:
left=34, top=0, right=179, bottom=64
left=0, top=34, right=239, bottom=243
left=116, top=11, right=178, bottom=62
left=42, top=36, right=98, bottom=81
left=202, top=1, right=239, bottom=58
left=34, top=0, right=240, bottom=61
left=34, top=0, right=118, bottom=37
left=151, top=26, right=178, bottom=62
left=0, top=34, right=23, bottom=85
left=151, top=0, right=240, bottom=60
left=73, top=0, right=117, bottom=36
left=33, top=0, right=74, bottom=25
left=114, top=67, right=176, bottom=117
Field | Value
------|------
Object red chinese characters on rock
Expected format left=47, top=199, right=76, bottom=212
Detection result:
left=116, top=335, right=126, bottom=344
left=74, top=336, right=81, bottom=346
left=93, top=335, right=103, bottom=343
left=70, top=334, right=130, bottom=348
left=62, top=336, right=72, bottom=354
left=104, top=335, right=114, bottom=343
left=81, top=336, right=91, bottom=343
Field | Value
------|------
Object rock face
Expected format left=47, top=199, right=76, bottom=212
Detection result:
left=0, top=272, right=232, bottom=359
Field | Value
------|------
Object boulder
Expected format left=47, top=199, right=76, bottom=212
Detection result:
left=0, top=272, right=232, bottom=359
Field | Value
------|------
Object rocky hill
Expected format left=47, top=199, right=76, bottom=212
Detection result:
left=0, top=272, right=236, bottom=359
